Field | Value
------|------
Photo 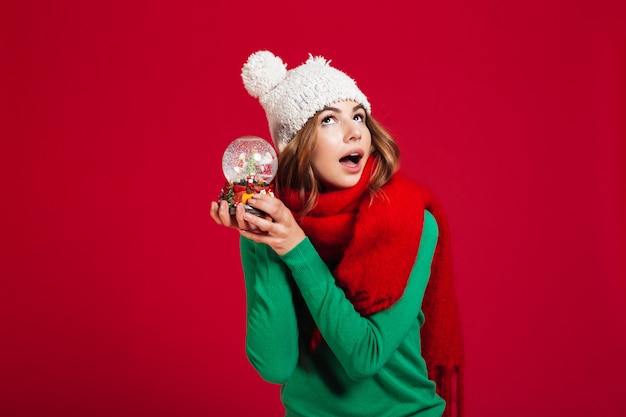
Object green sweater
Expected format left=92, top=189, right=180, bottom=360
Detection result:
left=240, top=210, right=445, bottom=417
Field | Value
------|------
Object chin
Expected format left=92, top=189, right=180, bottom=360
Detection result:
left=324, top=175, right=362, bottom=191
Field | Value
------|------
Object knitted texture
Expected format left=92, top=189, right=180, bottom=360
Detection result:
left=241, top=51, right=371, bottom=151
left=418, top=186, right=465, bottom=417
left=281, top=157, right=465, bottom=417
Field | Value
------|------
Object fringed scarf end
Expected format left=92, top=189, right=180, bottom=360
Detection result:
left=434, top=365, right=464, bottom=417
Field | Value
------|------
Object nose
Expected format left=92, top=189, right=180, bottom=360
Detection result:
left=344, top=122, right=362, bottom=142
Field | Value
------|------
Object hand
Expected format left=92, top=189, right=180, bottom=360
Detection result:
left=210, top=200, right=258, bottom=232
left=239, top=194, right=306, bottom=256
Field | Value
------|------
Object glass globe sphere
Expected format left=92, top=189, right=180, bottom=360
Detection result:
left=221, top=136, right=277, bottom=184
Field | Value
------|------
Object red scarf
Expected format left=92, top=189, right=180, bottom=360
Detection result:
left=281, top=157, right=465, bottom=417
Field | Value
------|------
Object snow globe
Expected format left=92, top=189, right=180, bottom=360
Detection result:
left=218, top=136, right=277, bottom=216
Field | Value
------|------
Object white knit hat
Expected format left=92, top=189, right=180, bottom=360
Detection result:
left=241, top=50, right=371, bottom=152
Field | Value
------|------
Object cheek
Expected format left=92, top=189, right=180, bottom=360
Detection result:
left=309, top=149, right=328, bottom=179
left=310, top=135, right=334, bottom=165
left=364, top=134, right=373, bottom=154
left=310, top=147, right=322, bottom=170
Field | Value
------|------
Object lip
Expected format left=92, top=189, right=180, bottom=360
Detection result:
left=339, top=148, right=365, bottom=161
left=339, top=148, right=365, bottom=173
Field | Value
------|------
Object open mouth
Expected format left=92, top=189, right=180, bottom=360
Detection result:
left=339, top=153, right=363, bottom=166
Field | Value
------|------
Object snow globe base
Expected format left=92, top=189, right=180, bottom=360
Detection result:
left=227, top=204, right=266, bottom=217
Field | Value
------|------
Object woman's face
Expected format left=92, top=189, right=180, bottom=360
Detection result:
left=310, top=100, right=372, bottom=190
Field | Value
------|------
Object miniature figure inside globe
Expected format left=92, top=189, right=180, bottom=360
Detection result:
left=219, top=136, right=277, bottom=215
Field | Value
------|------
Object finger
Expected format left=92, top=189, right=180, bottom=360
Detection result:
left=217, top=200, right=234, bottom=227
left=240, top=228, right=269, bottom=243
left=210, top=201, right=229, bottom=226
left=243, top=211, right=275, bottom=233
left=247, top=195, right=280, bottom=220
left=209, top=201, right=221, bottom=224
left=235, top=203, right=252, bottom=230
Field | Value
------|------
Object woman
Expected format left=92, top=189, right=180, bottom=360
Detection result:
left=210, top=51, right=463, bottom=417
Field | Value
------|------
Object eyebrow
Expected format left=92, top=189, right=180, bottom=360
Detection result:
left=321, top=104, right=366, bottom=113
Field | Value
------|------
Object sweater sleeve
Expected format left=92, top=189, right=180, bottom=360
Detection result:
left=279, top=210, right=439, bottom=381
left=240, top=236, right=299, bottom=384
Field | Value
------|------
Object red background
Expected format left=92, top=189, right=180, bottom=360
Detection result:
left=2, top=1, right=625, bottom=416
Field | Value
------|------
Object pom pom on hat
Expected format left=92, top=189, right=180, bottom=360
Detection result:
left=242, top=51, right=287, bottom=99
left=241, top=50, right=371, bottom=152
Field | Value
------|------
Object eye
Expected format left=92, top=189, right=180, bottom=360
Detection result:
left=320, top=115, right=335, bottom=125
left=353, top=112, right=365, bottom=122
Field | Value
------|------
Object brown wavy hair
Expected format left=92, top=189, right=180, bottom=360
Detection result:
left=276, top=112, right=401, bottom=216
